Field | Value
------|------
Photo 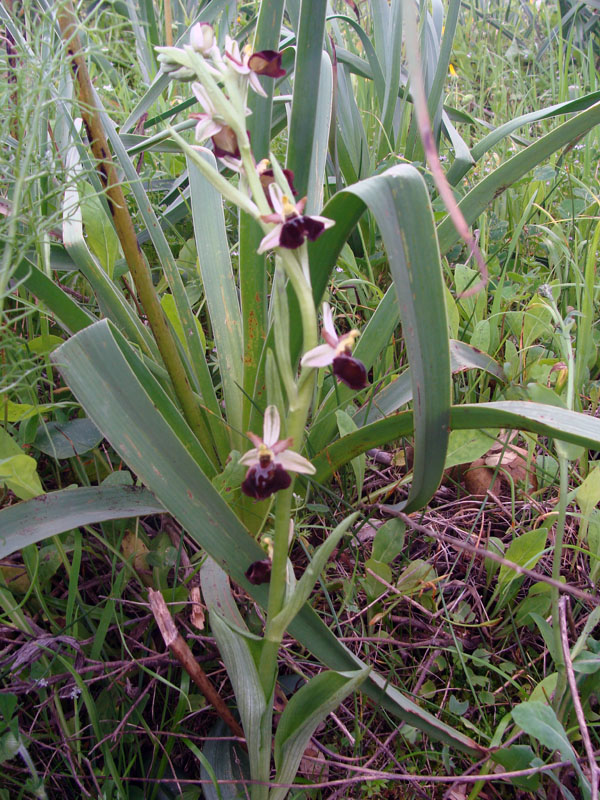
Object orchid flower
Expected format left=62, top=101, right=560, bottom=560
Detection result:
left=239, top=405, right=315, bottom=500
left=189, top=83, right=241, bottom=159
left=224, top=36, right=286, bottom=97
left=301, top=303, right=368, bottom=390
left=258, top=184, right=334, bottom=253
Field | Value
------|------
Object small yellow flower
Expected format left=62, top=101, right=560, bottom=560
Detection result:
left=449, top=63, right=457, bottom=76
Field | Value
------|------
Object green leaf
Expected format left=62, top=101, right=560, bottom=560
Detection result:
left=33, top=418, right=103, bottom=459
left=0, top=486, right=164, bottom=558
left=576, top=465, right=600, bottom=522
left=313, top=401, right=600, bottom=483
left=497, top=528, right=548, bottom=591
left=80, top=181, right=121, bottom=279
left=187, top=153, right=244, bottom=448
left=209, top=612, right=271, bottom=788
left=26, top=335, right=65, bottom=356
left=444, top=429, right=497, bottom=470
left=511, top=702, right=581, bottom=772
left=286, top=0, right=328, bottom=197
left=272, top=668, right=369, bottom=800
left=0, top=428, right=43, bottom=500
left=372, top=518, right=405, bottom=564
left=492, top=745, right=540, bottom=791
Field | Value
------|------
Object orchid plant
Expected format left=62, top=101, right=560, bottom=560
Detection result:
left=156, top=22, right=371, bottom=797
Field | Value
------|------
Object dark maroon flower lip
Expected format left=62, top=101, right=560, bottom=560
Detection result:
left=278, top=215, right=327, bottom=249
left=241, top=462, right=292, bottom=500
left=248, top=50, right=286, bottom=78
left=332, top=353, right=368, bottom=390
left=245, top=559, right=271, bottom=585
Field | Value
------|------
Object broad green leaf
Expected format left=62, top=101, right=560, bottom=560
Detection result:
left=492, top=745, right=540, bottom=791
left=51, top=320, right=479, bottom=753
left=286, top=0, right=328, bottom=197
left=497, top=528, right=548, bottom=591
left=0, top=486, right=164, bottom=558
left=0, top=454, right=43, bottom=501
left=272, top=668, right=369, bottom=800
left=445, top=429, right=497, bottom=470
left=80, top=181, right=121, bottom=279
left=33, top=418, right=103, bottom=459
left=313, top=402, right=600, bottom=483
left=512, top=701, right=589, bottom=799
left=372, top=518, right=406, bottom=563
left=396, top=559, right=436, bottom=595
left=363, top=558, right=392, bottom=602
left=446, top=90, right=600, bottom=185
left=575, top=466, right=600, bottom=523
left=26, top=335, right=65, bottom=356
left=195, top=722, right=249, bottom=800
left=0, top=428, right=43, bottom=500
left=188, top=152, right=244, bottom=447
left=210, top=611, right=272, bottom=789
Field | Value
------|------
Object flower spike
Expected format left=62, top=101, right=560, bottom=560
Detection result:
left=301, top=303, right=368, bottom=391
left=239, top=405, right=315, bottom=500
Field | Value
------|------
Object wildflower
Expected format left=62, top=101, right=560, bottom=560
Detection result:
left=258, top=184, right=334, bottom=253
left=189, top=22, right=218, bottom=57
left=239, top=405, right=315, bottom=500
left=257, top=160, right=297, bottom=203
left=189, top=83, right=241, bottom=158
left=245, top=558, right=271, bottom=585
left=248, top=50, right=286, bottom=78
left=301, top=303, right=368, bottom=390
left=224, top=36, right=286, bottom=96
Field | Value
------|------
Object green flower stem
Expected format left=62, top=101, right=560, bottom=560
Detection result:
left=259, top=247, right=318, bottom=693
left=167, top=125, right=259, bottom=217
left=541, top=288, right=576, bottom=713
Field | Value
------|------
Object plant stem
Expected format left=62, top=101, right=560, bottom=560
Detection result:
left=57, top=4, right=212, bottom=454
left=259, top=247, right=318, bottom=693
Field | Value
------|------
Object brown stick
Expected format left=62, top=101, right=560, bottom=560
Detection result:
left=148, top=589, right=245, bottom=742
left=56, top=4, right=211, bottom=449
left=558, top=597, right=599, bottom=800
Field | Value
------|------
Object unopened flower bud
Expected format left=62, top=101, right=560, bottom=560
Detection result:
left=190, top=22, right=217, bottom=56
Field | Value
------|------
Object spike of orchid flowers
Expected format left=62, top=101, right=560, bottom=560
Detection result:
left=301, top=303, right=368, bottom=390
left=258, top=184, right=334, bottom=253
left=239, top=405, right=315, bottom=500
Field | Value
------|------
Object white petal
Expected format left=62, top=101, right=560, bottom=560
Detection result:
left=277, top=450, right=316, bottom=475
left=194, top=117, right=222, bottom=142
left=322, top=303, right=336, bottom=340
left=257, top=224, right=283, bottom=253
left=262, top=405, right=280, bottom=447
left=239, top=448, right=259, bottom=466
left=249, top=72, right=267, bottom=97
left=300, top=343, right=336, bottom=368
left=192, top=82, right=215, bottom=113
left=268, top=183, right=285, bottom=215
